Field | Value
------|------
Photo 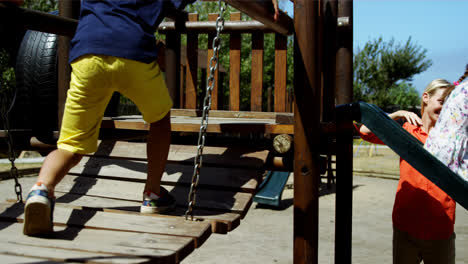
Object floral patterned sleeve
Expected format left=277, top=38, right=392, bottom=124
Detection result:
left=424, top=82, right=468, bottom=181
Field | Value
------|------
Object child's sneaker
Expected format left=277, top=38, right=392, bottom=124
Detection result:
left=23, top=182, right=55, bottom=236
left=140, top=187, right=176, bottom=214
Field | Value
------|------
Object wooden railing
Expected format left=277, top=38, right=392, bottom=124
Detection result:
left=158, top=11, right=294, bottom=113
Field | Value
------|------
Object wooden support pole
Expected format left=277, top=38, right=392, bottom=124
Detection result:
left=334, top=0, right=353, bottom=263
left=293, top=0, right=322, bottom=263
left=322, top=0, right=337, bottom=122
left=229, top=12, right=241, bottom=111
left=0, top=3, right=77, bottom=37
left=274, top=33, right=287, bottom=112
left=166, top=32, right=182, bottom=108
left=158, top=20, right=282, bottom=34
left=250, top=32, right=264, bottom=112
left=222, top=0, right=294, bottom=35
left=57, top=0, right=80, bottom=130
left=185, top=13, right=199, bottom=109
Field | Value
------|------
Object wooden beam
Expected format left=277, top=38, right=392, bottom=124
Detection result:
left=0, top=3, right=77, bottom=37
left=223, top=0, right=294, bottom=35
left=158, top=20, right=280, bottom=34
left=166, top=33, right=182, bottom=108
left=229, top=12, right=242, bottom=111
left=334, top=0, right=354, bottom=263
left=57, top=0, right=80, bottom=130
left=293, top=0, right=322, bottom=263
left=274, top=33, right=287, bottom=112
left=185, top=13, right=199, bottom=109
left=251, top=32, right=264, bottom=112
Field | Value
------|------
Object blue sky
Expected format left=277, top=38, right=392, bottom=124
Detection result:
left=279, top=0, right=468, bottom=94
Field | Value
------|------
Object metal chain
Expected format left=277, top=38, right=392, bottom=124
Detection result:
left=0, top=85, right=23, bottom=203
left=185, top=0, right=225, bottom=220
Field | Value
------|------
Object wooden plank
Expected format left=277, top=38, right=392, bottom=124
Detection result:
left=274, top=33, right=288, bottom=112
left=2, top=176, right=240, bottom=235
left=102, top=119, right=293, bottom=134
left=0, top=254, right=50, bottom=263
left=0, top=202, right=211, bottom=248
left=69, top=157, right=260, bottom=193
left=50, top=193, right=241, bottom=234
left=171, top=109, right=279, bottom=119
left=54, top=176, right=253, bottom=217
left=185, top=13, right=199, bottom=109
left=92, top=141, right=269, bottom=169
left=0, top=222, right=193, bottom=263
left=229, top=12, right=241, bottom=111
left=207, top=13, right=219, bottom=110
left=251, top=32, right=264, bottom=112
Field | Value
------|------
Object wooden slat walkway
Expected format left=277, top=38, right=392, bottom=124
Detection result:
left=101, top=111, right=294, bottom=135
left=0, top=139, right=269, bottom=263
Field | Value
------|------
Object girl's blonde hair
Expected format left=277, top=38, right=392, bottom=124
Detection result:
left=421, top=79, right=454, bottom=115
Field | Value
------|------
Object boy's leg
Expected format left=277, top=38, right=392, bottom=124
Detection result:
left=144, top=113, right=171, bottom=195
left=24, top=55, right=113, bottom=236
left=37, top=149, right=83, bottom=192
left=140, top=112, right=176, bottom=214
left=23, top=149, right=82, bottom=236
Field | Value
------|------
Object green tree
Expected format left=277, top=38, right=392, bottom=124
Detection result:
left=353, top=37, right=432, bottom=108
left=23, top=0, right=57, bottom=12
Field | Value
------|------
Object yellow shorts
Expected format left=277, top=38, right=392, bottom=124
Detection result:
left=57, top=55, right=172, bottom=154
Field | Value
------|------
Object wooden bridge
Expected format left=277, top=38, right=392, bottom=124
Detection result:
left=0, top=0, right=353, bottom=263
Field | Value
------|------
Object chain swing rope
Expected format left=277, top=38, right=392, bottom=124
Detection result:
left=185, top=0, right=226, bottom=221
left=0, top=81, right=23, bottom=203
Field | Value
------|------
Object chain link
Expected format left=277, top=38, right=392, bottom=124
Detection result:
left=0, top=84, right=23, bottom=203
left=185, top=0, right=225, bottom=220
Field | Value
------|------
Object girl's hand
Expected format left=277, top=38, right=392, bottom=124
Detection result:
left=389, top=110, right=423, bottom=126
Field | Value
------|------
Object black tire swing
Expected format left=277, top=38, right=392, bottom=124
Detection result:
left=15, top=28, right=58, bottom=144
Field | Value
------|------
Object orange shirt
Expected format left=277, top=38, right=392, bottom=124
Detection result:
left=357, top=122, right=456, bottom=240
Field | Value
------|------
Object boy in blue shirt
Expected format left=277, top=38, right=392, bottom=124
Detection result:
left=23, top=0, right=196, bottom=236
left=23, top=0, right=279, bottom=236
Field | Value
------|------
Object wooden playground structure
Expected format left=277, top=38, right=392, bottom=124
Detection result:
left=0, top=0, right=353, bottom=263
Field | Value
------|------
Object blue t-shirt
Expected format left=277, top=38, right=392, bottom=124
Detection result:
left=69, top=0, right=195, bottom=63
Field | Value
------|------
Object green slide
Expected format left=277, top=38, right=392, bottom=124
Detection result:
left=337, top=102, right=468, bottom=210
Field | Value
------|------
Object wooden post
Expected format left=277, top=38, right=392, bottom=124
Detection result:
left=250, top=32, right=264, bottom=112
left=334, top=0, right=353, bottom=263
left=186, top=13, right=199, bottom=109
left=322, top=0, right=337, bottom=122
left=229, top=12, right=241, bottom=111
left=274, top=33, right=287, bottom=112
left=207, top=13, right=219, bottom=110
left=57, top=0, right=80, bottom=129
left=166, top=32, right=181, bottom=108
left=293, top=0, right=322, bottom=263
